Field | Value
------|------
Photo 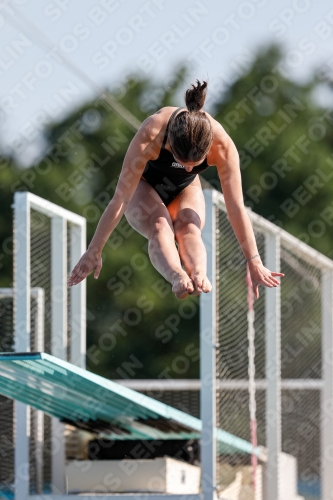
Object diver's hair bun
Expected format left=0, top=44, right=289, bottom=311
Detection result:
left=185, top=80, right=208, bottom=112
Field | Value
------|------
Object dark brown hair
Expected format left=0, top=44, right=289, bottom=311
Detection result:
left=168, top=80, right=213, bottom=163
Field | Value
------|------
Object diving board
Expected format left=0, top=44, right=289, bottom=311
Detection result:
left=0, top=352, right=263, bottom=459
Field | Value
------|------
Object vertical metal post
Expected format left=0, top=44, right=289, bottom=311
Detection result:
left=200, top=189, right=217, bottom=500
left=31, top=288, right=45, bottom=494
left=70, top=222, right=86, bottom=368
left=31, top=288, right=45, bottom=352
left=51, top=217, right=67, bottom=360
left=14, top=193, right=31, bottom=352
left=51, top=216, right=67, bottom=494
left=34, top=410, right=44, bottom=495
left=321, top=269, right=333, bottom=500
left=13, top=192, right=30, bottom=500
left=265, top=232, right=281, bottom=500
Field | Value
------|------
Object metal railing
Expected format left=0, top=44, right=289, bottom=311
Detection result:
left=200, top=188, right=333, bottom=500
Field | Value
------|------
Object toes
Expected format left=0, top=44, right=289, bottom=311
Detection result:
left=202, top=279, right=212, bottom=293
left=175, top=290, right=189, bottom=300
left=172, top=278, right=193, bottom=299
left=178, top=282, right=193, bottom=299
left=172, top=272, right=200, bottom=299
left=189, top=278, right=202, bottom=296
left=192, top=276, right=203, bottom=293
left=190, top=286, right=202, bottom=296
left=192, top=274, right=212, bottom=294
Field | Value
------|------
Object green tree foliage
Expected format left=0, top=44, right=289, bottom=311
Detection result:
left=0, top=68, right=200, bottom=380
left=0, top=157, right=21, bottom=287
left=206, top=45, right=333, bottom=257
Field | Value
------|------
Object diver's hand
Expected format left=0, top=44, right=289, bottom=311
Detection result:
left=68, top=249, right=102, bottom=287
left=248, top=260, right=284, bottom=299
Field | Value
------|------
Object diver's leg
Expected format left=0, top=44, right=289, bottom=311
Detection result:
left=168, top=176, right=212, bottom=295
left=125, top=179, right=194, bottom=299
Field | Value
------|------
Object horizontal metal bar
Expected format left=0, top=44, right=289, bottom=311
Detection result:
left=281, top=379, right=323, bottom=390
left=117, top=379, right=323, bottom=391
left=0, top=287, right=44, bottom=299
left=14, top=191, right=86, bottom=226
left=29, top=495, right=204, bottom=500
left=116, top=380, right=201, bottom=391
left=216, top=379, right=323, bottom=390
left=212, top=189, right=333, bottom=271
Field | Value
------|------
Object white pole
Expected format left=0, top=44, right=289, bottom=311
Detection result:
left=31, top=288, right=45, bottom=352
left=35, top=409, right=44, bottom=495
left=265, top=233, right=281, bottom=500
left=13, top=192, right=30, bottom=500
left=321, top=269, right=333, bottom=500
left=31, top=288, right=45, bottom=494
left=51, top=216, right=67, bottom=494
left=246, top=264, right=257, bottom=492
left=70, top=222, right=86, bottom=368
left=14, top=193, right=31, bottom=354
left=200, top=189, right=217, bottom=500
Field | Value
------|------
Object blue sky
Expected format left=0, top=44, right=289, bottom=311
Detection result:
left=1, top=0, right=332, bottom=165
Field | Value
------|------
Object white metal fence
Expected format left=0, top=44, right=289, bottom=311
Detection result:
left=12, top=192, right=86, bottom=498
left=0, top=287, right=44, bottom=497
left=200, top=188, right=333, bottom=500
left=4, top=189, right=333, bottom=500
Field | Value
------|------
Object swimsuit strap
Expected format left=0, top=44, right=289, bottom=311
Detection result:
left=161, top=107, right=184, bottom=149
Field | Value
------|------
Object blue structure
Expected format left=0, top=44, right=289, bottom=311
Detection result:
left=0, top=352, right=259, bottom=457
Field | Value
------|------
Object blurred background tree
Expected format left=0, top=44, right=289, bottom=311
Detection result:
left=0, top=45, right=332, bottom=379
left=206, top=45, right=333, bottom=257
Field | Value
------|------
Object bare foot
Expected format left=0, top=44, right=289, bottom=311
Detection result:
left=189, top=271, right=212, bottom=296
left=172, top=272, right=195, bottom=300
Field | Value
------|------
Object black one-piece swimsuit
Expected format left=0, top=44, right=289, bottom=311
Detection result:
left=142, top=107, right=210, bottom=206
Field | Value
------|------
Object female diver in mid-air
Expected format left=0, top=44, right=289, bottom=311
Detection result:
left=68, top=80, right=284, bottom=298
